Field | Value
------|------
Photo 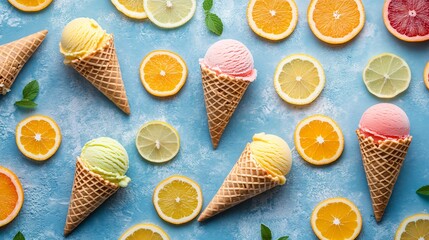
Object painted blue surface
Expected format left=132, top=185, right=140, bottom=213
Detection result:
left=1, top=0, right=429, bottom=239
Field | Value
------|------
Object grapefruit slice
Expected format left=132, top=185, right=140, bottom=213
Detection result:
left=383, top=0, right=429, bottom=42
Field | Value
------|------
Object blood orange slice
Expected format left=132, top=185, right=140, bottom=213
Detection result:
left=383, top=0, right=429, bottom=42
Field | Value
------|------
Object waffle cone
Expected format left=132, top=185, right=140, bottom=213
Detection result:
left=198, top=144, right=281, bottom=222
left=0, top=30, right=47, bottom=95
left=69, top=36, right=130, bottom=114
left=64, top=157, right=119, bottom=236
left=356, top=130, right=412, bottom=222
left=201, top=66, right=251, bottom=149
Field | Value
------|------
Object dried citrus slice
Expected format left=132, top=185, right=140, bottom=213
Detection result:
left=274, top=54, right=325, bottom=105
left=119, top=223, right=170, bottom=240
left=294, top=114, right=344, bottom=165
left=143, top=0, right=196, bottom=28
left=383, top=0, right=429, bottom=42
left=140, top=50, right=188, bottom=97
left=153, top=175, right=202, bottom=224
left=311, top=198, right=362, bottom=240
left=424, top=62, right=429, bottom=91
left=111, top=0, right=147, bottom=19
left=395, top=213, right=429, bottom=240
left=0, top=166, right=24, bottom=227
left=363, top=53, right=411, bottom=98
left=8, top=0, right=52, bottom=12
left=308, top=0, right=365, bottom=44
left=247, top=0, right=298, bottom=41
left=16, top=115, right=62, bottom=161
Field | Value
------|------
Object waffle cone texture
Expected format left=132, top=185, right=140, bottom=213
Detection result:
left=0, top=30, right=47, bottom=95
left=64, top=157, right=119, bottom=236
left=68, top=36, right=130, bottom=114
left=356, top=130, right=412, bottom=222
left=201, top=66, right=251, bottom=149
left=198, top=144, right=281, bottom=222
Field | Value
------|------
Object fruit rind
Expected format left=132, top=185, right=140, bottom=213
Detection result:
left=424, top=62, right=429, bottom=91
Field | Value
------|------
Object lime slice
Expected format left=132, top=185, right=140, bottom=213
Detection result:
left=136, top=121, right=180, bottom=163
left=363, top=53, right=411, bottom=98
left=143, top=0, right=196, bottom=28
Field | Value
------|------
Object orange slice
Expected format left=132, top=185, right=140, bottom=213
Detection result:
left=294, top=114, right=344, bottom=165
left=0, top=166, right=24, bottom=227
left=16, top=115, right=62, bottom=161
left=307, top=0, right=365, bottom=44
left=140, top=50, right=188, bottom=97
left=119, top=223, right=170, bottom=240
left=425, top=62, right=429, bottom=91
left=8, top=0, right=53, bottom=12
left=247, top=0, right=298, bottom=41
left=311, top=197, right=362, bottom=240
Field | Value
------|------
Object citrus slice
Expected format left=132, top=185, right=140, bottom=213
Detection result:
left=119, top=223, right=170, bottom=240
left=111, top=0, right=147, bottom=19
left=311, top=197, right=362, bottom=240
left=16, top=115, right=62, bottom=161
left=307, top=0, right=365, bottom=44
left=247, top=0, right=298, bottom=41
left=424, top=62, right=429, bottom=91
left=383, top=0, right=429, bottom=42
left=140, top=50, right=188, bottom=97
left=143, top=0, right=196, bottom=28
left=0, top=166, right=24, bottom=227
left=153, top=175, right=202, bottom=224
left=7, top=0, right=52, bottom=12
left=136, top=121, right=180, bottom=163
left=395, top=213, right=429, bottom=240
left=274, top=54, right=325, bottom=105
left=294, top=114, right=344, bottom=165
left=363, top=53, right=411, bottom=98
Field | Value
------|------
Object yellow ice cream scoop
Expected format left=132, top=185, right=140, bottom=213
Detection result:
left=250, top=133, right=292, bottom=184
left=59, top=18, right=110, bottom=63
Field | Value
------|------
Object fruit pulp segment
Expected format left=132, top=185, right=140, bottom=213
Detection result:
left=125, top=229, right=164, bottom=240
left=146, top=0, right=193, bottom=24
left=387, top=0, right=429, bottom=38
left=401, top=219, right=429, bottom=240
left=157, top=180, right=199, bottom=219
left=299, top=120, right=340, bottom=161
left=251, top=0, right=293, bottom=34
left=143, top=54, right=184, bottom=91
left=20, top=120, right=57, bottom=155
left=279, top=59, right=320, bottom=99
left=118, top=0, right=144, bottom=12
left=0, top=173, right=19, bottom=219
left=315, top=202, right=358, bottom=240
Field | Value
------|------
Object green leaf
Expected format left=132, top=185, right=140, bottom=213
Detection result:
left=22, top=80, right=39, bottom=101
left=205, top=12, right=223, bottom=36
left=13, top=231, right=25, bottom=240
left=278, top=237, right=289, bottom=240
left=261, top=224, right=272, bottom=240
left=417, top=185, right=429, bottom=196
left=15, top=99, right=37, bottom=109
left=203, top=0, right=213, bottom=11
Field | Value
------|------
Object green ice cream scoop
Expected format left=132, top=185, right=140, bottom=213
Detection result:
left=81, top=137, right=131, bottom=187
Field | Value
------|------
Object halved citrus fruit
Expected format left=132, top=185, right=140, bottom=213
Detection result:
left=153, top=175, right=202, bottom=225
left=424, top=62, right=429, bottom=90
left=111, top=0, right=147, bottom=19
left=8, top=0, right=52, bottom=12
left=311, top=197, right=362, bottom=240
left=383, top=0, right=429, bottom=42
left=274, top=54, right=325, bottom=105
left=143, top=0, right=196, bottom=28
left=363, top=53, right=411, bottom=98
left=247, top=0, right=298, bottom=41
left=395, top=213, right=429, bottom=240
left=0, top=166, right=24, bottom=227
left=119, top=223, right=170, bottom=240
left=308, top=0, right=365, bottom=44
left=294, top=114, right=344, bottom=165
left=16, top=115, right=62, bottom=161
left=140, top=50, right=188, bottom=97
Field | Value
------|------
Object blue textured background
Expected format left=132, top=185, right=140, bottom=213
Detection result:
left=1, top=0, right=429, bottom=239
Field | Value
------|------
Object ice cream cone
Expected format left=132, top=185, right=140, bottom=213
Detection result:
left=198, top=144, right=281, bottom=222
left=0, top=30, right=47, bottom=95
left=201, top=66, right=250, bottom=149
left=64, top=157, right=119, bottom=236
left=69, top=36, right=130, bottom=114
left=356, top=130, right=412, bottom=222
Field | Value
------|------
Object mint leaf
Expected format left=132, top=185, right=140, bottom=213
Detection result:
left=278, top=237, right=289, bottom=240
left=261, top=224, right=272, bottom=240
left=15, top=100, right=37, bottom=109
left=203, top=0, right=213, bottom=11
left=205, top=12, right=223, bottom=36
left=22, top=80, right=39, bottom=101
left=13, top=231, right=25, bottom=240
left=417, top=185, right=429, bottom=196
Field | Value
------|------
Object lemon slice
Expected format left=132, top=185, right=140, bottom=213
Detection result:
left=395, top=213, right=429, bottom=240
left=119, top=223, right=170, bottom=240
left=111, top=0, right=147, bottom=19
left=153, top=175, right=203, bottom=224
left=363, top=53, right=411, bottom=98
left=8, top=0, right=52, bottom=12
left=274, top=54, right=325, bottom=105
left=135, top=121, right=180, bottom=163
left=143, top=0, right=196, bottom=28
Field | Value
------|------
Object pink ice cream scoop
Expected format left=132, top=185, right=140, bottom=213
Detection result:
left=200, top=39, right=257, bottom=81
left=359, top=103, right=410, bottom=143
